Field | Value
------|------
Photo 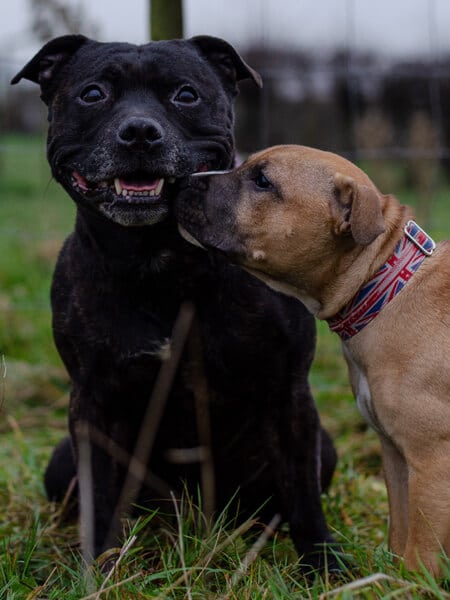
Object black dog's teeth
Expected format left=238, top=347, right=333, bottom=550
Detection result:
left=71, top=173, right=195, bottom=198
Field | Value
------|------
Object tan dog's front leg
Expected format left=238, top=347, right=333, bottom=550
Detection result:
left=380, top=438, right=409, bottom=557
left=404, top=445, right=450, bottom=576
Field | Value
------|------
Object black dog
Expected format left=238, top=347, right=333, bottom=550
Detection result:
left=13, top=35, right=338, bottom=568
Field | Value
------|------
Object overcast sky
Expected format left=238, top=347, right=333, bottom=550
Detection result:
left=2, top=0, right=450, bottom=69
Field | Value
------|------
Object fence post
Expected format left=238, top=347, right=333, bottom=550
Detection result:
left=150, top=0, right=183, bottom=40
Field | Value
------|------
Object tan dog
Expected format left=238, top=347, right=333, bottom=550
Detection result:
left=176, top=144, right=450, bottom=576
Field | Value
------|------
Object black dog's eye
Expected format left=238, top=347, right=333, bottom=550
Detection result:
left=173, top=85, right=199, bottom=104
left=80, top=85, right=106, bottom=103
left=253, top=171, right=273, bottom=189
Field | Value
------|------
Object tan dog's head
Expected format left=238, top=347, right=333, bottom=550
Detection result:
left=176, top=145, right=388, bottom=315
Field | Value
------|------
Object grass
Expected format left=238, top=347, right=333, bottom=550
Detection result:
left=0, top=134, right=449, bottom=598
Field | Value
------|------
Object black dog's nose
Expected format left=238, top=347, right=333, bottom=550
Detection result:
left=117, top=117, right=164, bottom=149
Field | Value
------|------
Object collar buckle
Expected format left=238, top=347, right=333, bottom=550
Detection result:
left=404, top=220, right=436, bottom=256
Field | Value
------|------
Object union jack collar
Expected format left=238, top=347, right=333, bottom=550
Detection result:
left=327, top=220, right=436, bottom=341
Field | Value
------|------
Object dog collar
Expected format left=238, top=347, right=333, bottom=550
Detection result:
left=327, top=220, right=436, bottom=341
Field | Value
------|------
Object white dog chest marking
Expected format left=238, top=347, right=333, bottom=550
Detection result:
left=355, top=371, right=377, bottom=429
left=344, top=347, right=383, bottom=433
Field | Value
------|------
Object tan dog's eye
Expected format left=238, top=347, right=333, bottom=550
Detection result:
left=253, top=171, right=272, bottom=189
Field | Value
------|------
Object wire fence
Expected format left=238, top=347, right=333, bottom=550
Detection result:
left=229, top=0, right=450, bottom=197
left=236, top=58, right=450, bottom=154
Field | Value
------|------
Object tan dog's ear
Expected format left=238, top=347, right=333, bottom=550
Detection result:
left=333, top=173, right=385, bottom=245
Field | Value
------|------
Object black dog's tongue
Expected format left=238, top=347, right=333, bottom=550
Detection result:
left=114, top=175, right=164, bottom=196
left=118, top=171, right=161, bottom=191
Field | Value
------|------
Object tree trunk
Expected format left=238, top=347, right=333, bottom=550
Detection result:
left=150, top=0, right=183, bottom=40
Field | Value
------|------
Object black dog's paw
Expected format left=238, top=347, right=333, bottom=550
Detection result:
left=44, top=436, right=78, bottom=515
left=296, top=543, right=350, bottom=579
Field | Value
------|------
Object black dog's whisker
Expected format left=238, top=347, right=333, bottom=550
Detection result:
left=191, top=170, right=233, bottom=178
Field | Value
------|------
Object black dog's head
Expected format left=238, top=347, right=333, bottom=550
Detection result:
left=12, top=35, right=261, bottom=227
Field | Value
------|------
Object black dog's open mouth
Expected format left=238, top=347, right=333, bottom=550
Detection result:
left=71, top=170, right=175, bottom=205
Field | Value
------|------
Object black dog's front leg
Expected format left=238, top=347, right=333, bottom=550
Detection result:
left=69, top=386, right=135, bottom=558
left=266, top=378, right=339, bottom=572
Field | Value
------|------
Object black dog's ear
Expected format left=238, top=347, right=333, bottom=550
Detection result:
left=11, top=34, right=89, bottom=101
left=190, top=35, right=263, bottom=91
